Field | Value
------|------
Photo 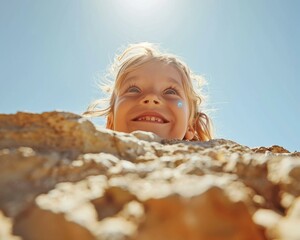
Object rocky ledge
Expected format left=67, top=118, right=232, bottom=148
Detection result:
left=0, top=111, right=299, bottom=240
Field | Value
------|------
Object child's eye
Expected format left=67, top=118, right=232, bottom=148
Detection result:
left=127, top=86, right=140, bottom=92
left=127, top=85, right=141, bottom=93
left=164, top=87, right=179, bottom=95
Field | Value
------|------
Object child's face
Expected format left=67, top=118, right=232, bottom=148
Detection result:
left=108, top=61, right=194, bottom=140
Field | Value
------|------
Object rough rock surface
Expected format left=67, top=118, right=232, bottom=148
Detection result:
left=0, top=111, right=299, bottom=240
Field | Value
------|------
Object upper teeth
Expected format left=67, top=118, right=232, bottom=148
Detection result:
left=137, top=116, right=164, bottom=123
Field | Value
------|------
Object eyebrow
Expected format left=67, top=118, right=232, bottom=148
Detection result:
left=123, top=76, right=182, bottom=87
left=166, top=77, right=183, bottom=87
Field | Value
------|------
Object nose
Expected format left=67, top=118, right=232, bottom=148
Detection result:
left=141, top=94, right=160, bottom=105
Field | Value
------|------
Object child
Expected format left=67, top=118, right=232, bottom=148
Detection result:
left=83, top=42, right=214, bottom=141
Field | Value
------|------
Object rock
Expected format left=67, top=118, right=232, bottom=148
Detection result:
left=131, top=130, right=162, bottom=143
left=0, top=211, right=21, bottom=240
left=138, top=188, right=260, bottom=240
left=268, top=197, right=300, bottom=240
left=252, top=145, right=290, bottom=154
left=0, top=111, right=299, bottom=240
left=252, top=209, right=282, bottom=239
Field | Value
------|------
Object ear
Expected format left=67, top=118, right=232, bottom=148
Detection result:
left=184, top=124, right=195, bottom=140
left=106, top=113, right=114, bottom=130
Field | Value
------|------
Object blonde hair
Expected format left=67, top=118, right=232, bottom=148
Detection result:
left=83, top=42, right=214, bottom=141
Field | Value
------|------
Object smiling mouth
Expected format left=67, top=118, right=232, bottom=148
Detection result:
left=132, top=116, right=169, bottom=124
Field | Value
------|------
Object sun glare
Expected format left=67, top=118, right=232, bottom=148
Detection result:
left=113, top=0, right=169, bottom=18
left=125, top=0, right=162, bottom=11
left=98, top=0, right=182, bottom=38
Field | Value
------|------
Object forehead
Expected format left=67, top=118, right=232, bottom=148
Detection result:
left=124, top=61, right=183, bottom=86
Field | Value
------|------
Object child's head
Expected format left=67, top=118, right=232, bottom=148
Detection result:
left=84, top=42, right=214, bottom=141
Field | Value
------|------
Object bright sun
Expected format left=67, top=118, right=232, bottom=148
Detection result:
left=113, top=0, right=169, bottom=18
left=123, top=0, right=162, bottom=11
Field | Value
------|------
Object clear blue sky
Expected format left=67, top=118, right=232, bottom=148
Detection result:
left=0, top=0, right=299, bottom=151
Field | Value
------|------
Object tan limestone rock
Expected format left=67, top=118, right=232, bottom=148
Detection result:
left=0, top=211, right=21, bottom=240
left=268, top=197, right=300, bottom=240
left=0, top=111, right=299, bottom=240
